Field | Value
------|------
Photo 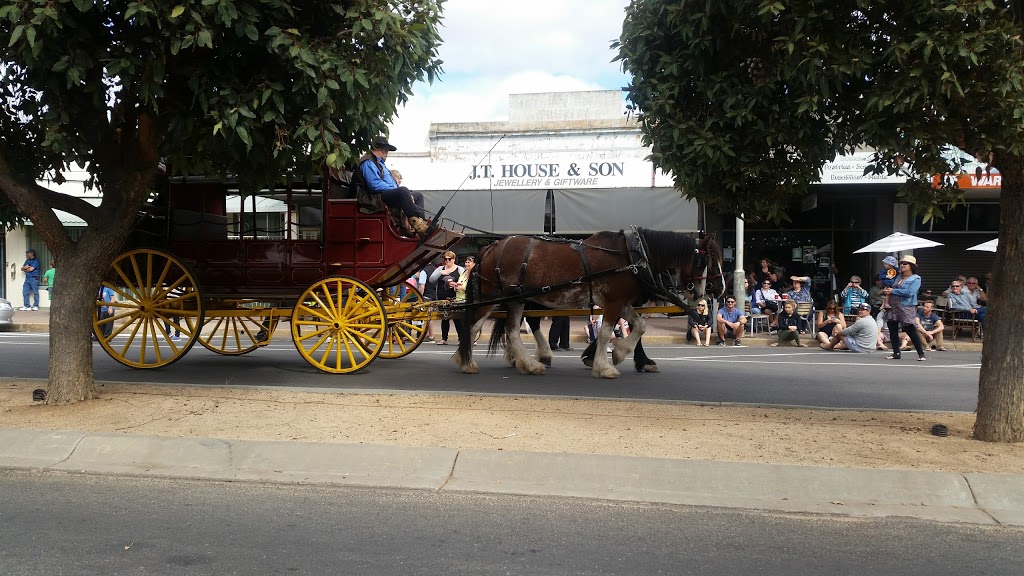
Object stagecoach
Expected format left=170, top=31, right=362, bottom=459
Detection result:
left=93, top=172, right=463, bottom=373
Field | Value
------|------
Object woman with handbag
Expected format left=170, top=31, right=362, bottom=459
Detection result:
left=427, top=250, right=463, bottom=345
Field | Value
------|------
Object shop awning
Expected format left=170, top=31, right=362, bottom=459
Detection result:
left=422, top=187, right=700, bottom=235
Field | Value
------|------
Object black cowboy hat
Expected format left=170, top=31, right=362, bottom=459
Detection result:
left=372, top=136, right=397, bottom=152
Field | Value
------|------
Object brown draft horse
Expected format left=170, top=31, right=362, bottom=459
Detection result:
left=454, top=230, right=725, bottom=378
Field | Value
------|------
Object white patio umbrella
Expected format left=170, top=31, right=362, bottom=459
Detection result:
left=967, top=238, right=998, bottom=252
left=853, top=232, right=944, bottom=254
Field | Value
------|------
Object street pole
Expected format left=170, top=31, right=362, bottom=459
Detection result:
left=734, top=215, right=746, bottom=306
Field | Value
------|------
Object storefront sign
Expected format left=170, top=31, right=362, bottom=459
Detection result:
left=932, top=172, right=1002, bottom=189
left=818, top=151, right=908, bottom=185
left=466, top=159, right=640, bottom=189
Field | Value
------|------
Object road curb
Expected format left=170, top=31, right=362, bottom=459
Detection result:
left=1, top=429, right=1016, bottom=525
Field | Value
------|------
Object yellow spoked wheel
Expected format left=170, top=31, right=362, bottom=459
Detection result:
left=198, top=308, right=278, bottom=355
left=291, top=276, right=387, bottom=374
left=94, top=249, right=203, bottom=369
left=377, top=284, right=429, bottom=359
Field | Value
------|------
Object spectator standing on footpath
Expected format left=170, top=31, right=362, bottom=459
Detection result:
left=20, top=248, right=41, bottom=311
left=882, top=255, right=927, bottom=361
left=915, top=300, right=947, bottom=351
left=43, top=260, right=56, bottom=306
left=428, top=251, right=463, bottom=345
left=868, top=277, right=885, bottom=314
left=548, top=315, right=572, bottom=351
left=821, top=302, right=879, bottom=352
left=450, top=256, right=475, bottom=342
left=418, top=259, right=439, bottom=342
left=96, top=285, right=116, bottom=339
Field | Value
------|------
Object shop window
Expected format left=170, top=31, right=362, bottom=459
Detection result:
left=914, top=203, right=999, bottom=232
left=967, top=203, right=1000, bottom=232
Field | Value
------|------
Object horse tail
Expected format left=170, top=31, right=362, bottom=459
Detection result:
left=487, top=314, right=507, bottom=355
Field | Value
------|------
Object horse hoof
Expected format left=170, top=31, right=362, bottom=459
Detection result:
left=582, top=356, right=594, bottom=368
left=539, top=356, right=552, bottom=367
left=460, top=362, right=480, bottom=374
left=611, top=351, right=626, bottom=365
left=637, top=363, right=660, bottom=373
left=593, top=367, right=620, bottom=379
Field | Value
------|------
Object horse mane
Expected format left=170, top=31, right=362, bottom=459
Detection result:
left=699, top=234, right=723, bottom=266
left=638, top=229, right=699, bottom=271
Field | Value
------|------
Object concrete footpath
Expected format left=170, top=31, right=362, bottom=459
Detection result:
left=2, top=428, right=1022, bottom=526
left=2, top=308, right=986, bottom=351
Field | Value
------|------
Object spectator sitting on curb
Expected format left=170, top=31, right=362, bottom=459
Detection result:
left=770, top=299, right=807, bottom=347
left=821, top=302, right=879, bottom=352
left=915, top=300, right=947, bottom=351
left=716, top=296, right=747, bottom=346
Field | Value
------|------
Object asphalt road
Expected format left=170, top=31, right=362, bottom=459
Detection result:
left=1, top=470, right=1020, bottom=576
left=0, top=332, right=981, bottom=411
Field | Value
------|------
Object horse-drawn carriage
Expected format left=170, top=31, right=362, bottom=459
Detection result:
left=93, top=174, right=463, bottom=373
left=93, top=170, right=725, bottom=378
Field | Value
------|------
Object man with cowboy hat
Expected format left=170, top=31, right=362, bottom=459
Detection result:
left=358, top=136, right=429, bottom=236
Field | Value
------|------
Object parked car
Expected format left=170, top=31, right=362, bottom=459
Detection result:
left=0, top=297, right=14, bottom=325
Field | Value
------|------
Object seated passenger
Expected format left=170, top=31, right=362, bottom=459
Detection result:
left=771, top=299, right=807, bottom=347
left=815, top=300, right=847, bottom=347
left=359, top=136, right=429, bottom=236
left=840, top=275, right=869, bottom=314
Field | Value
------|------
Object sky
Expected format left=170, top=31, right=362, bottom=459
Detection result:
left=387, top=0, right=632, bottom=151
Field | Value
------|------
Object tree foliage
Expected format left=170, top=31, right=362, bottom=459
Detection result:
left=615, top=0, right=1024, bottom=223
left=1, top=0, right=444, bottom=192
left=0, top=0, right=445, bottom=404
left=618, top=0, right=1024, bottom=443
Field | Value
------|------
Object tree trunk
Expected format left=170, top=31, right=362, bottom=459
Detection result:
left=44, top=238, right=128, bottom=404
left=1, top=174, right=149, bottom=405
left=974, top=157, right=1024, bottom=442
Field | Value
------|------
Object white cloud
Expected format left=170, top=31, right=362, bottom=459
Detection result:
left=388, top=0, right=631, bottom=151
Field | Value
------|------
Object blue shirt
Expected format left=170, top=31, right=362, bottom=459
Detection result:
left=23, top=257, right=40, bottom=279
left=717, top=306, right=744, bottom=323
left=360, top=155, right=397, bottom=192
left=889, top=274, right=921, bottom=307
left=98, top=286, right=115, bottom=305
left=840, top=286, right=869, bottom=314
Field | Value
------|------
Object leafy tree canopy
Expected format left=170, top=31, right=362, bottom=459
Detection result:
left=0, top=0, right=445, bottom=223
left=616, top=0, right=1024, bottom=223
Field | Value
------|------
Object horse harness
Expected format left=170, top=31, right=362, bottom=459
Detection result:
left=475, top=234, right=633, bottom=311
left=472, top=229, right=697, bottom=312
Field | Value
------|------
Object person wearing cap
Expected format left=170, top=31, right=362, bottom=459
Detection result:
left=358, top=136, right=429, bottom=236
left=882, top=255, right=927, bottom=360
left=820, top=302, right=878, bottom=352
left=19, top=248, right=41, bottom=311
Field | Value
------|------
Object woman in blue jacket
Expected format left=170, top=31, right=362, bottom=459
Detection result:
left=882, top=255, right=926, bottom=361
